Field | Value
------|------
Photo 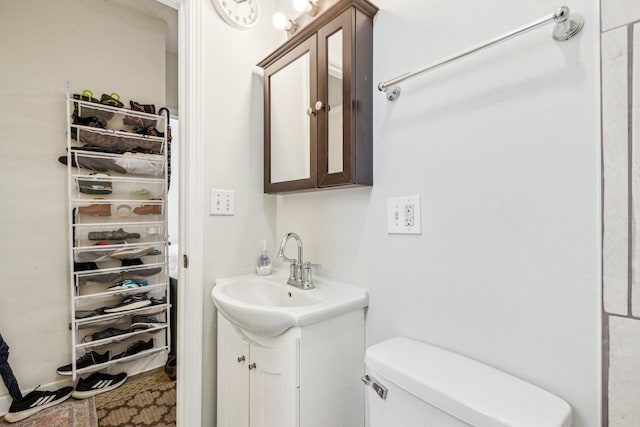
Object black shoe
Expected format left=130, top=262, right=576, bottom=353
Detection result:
left=4, top=386, right=73, bottom=423
left=56, top=351, right=109, bottom=375
left=74, top=262, right=99, bottom=272
left=103, top=293, right=150, bottom=313
left=88, top=228, right=141, bottom=241
left=72, top=372, right=127, bottom=399
left=82, top=327, right=129, bottom=343
left=112, top=339, right=154, bottom=360
left=149, top=296, right=167, bottom=306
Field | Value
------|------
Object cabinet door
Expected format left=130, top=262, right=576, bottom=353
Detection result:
left=317, top=10, right=354, bottom=187
left=264, top=35, right=318, bottom=193
left=217, top=315, right=250, bottom=427
left=249, top=337, right=300, bottom=427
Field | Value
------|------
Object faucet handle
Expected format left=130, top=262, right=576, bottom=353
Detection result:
left=302, top=262, right=320, bottom=289
left=303, top=262, right=321, bottom=270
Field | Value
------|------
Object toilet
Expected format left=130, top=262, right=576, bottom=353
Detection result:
left=364, top=337, right=572, bottom=427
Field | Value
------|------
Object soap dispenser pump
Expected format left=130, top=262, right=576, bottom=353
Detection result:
left=256, top=240, right=272, bottom=276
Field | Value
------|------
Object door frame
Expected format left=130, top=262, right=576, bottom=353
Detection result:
left=156, top=0, right=205, bottom=425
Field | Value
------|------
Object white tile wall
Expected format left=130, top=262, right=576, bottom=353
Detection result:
left=609, top=316, right=640, bottom=426
left=602, top=27, right=629, bottom=316
left=602, top=0, right=640, bottom=32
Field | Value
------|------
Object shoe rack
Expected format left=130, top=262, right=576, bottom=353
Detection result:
left=64, top=94, right=171, bottom=380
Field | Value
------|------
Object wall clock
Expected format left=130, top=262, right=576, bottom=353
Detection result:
left=212, top=0, right=260, bottom=29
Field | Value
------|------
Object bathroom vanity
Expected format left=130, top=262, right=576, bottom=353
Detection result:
left=212, top=273, right=368, bottom=427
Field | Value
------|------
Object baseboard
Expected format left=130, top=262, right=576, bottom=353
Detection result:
left=0, top=356, right=166, bottom=417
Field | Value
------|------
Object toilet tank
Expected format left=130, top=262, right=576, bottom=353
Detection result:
left=364, top=337, right=572, bottom=427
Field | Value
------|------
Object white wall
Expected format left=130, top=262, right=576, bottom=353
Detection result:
left=0, top=0, right=165, bottom=409
left=199, top=1, right=279, bottom=424
left=274, top=0, right=602, bottom=425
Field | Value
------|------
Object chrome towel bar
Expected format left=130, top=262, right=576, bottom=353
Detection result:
left=378, top=6, right=584, bottom=101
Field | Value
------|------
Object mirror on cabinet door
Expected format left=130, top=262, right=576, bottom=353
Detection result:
left=270, top=52, right=311, bottom=183
left=327, top=29, right=343, bottom=175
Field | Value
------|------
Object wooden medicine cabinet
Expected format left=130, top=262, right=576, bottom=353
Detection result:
left=258, top=0, right=378, bottom=194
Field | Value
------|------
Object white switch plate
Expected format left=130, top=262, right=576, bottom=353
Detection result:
left=387, top=195, right=421, bottom=234
left=210, top=189, right=235, bottom=216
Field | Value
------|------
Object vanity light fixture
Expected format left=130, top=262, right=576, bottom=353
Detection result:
left=272, top=12, right=299, bottom=34
left=293, top=0, right=319, bottom=17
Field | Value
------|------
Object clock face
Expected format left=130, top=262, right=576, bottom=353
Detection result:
left=213, top=0, right=260, bottom=29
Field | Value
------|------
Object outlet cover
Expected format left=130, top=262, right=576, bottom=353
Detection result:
left=387, top=195, right=421, bottom=234
left=210, top=189, right=235, bottom=216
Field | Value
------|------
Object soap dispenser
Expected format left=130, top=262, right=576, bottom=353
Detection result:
left=256, top=240, right=272, bottom=276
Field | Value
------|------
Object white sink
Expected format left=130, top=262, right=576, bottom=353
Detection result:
left=211, top=271, right=369, bottom=337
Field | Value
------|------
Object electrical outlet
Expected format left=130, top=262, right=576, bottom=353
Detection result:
left=404, top=203, right=415, bottom=226
left=388, top=195, right=421, bottom=234
left=210, top=189, right=235, bottom=215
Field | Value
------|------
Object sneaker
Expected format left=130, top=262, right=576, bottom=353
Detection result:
left=110, top=246, right=157, bottom=260
left=88, top=228, right=141, bottom=241
left=75, top=308, right=105, bottom=319
left=100, top=92, right=124, bottom=109
left=3, top=386, right=73, bottom=423
left=130, top=316, right=162, bottom=330
left=82, top=327, right=129, bottom=343
left=78, top=174, right=112, bottom=195
left=77, top=272, right=121, bottom=285
left=107, top=279, right=148, bottom=291
left=149, top=296, right=167, bottom=306
left=78, top=204, right=111, bottom=216
left=121, top=259, right=162, bottom=278
left=112, top=339, right=154, bottom=360
left=165, top=355, right=176, bottom=381
left=56, top=351, right=109, bottom=375
left=133, top=204, right=162, bottom=215
left=103, top=293, right=150, bottom=313
left=72, top=372, right=127, bottom=399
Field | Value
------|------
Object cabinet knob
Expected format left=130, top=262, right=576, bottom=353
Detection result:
left=237, top=355, right=245, bottom=363
left=248, top=363, right=257, bottom=370
left=314, top=101, right=325, bottom=111
left=306, top=107, right=315, bottom=116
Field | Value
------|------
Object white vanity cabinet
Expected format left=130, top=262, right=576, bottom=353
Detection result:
left=217, top=309, right=365, bottom=427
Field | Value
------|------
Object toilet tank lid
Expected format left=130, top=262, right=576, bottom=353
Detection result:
left=365, top=337, right=572, bottom=427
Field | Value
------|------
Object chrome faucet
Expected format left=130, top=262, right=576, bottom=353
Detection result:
left=277, top=232, right=320, bottom=290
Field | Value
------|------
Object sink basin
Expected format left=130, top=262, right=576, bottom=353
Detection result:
left=212, top=271, right=369, bottom=337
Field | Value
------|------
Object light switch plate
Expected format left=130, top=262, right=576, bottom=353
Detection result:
left=387, top=195, right=421, bottom=234
left=210, top=189, right=235, bottom=215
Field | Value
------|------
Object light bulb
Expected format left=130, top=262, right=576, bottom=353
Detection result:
left=292, top=0, right=308, bottom=13
left=272, top=12, right=287, bottom=30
